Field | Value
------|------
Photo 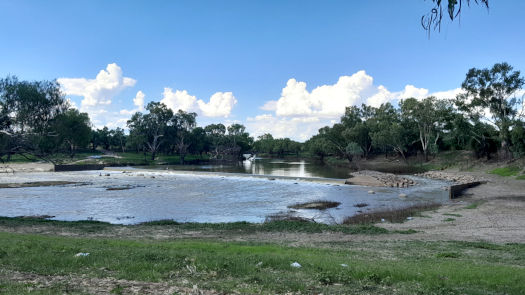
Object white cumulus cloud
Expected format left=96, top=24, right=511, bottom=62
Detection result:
left=120, top=90, right=146, bottom=115
left=160, top=88, right=198, bottom=113
left=58, top=63, right=136, bottom=128
left=246, top=114, right=325, bottom=142
left=197, top=92, right=237, bottom=117
left=275, top=71, right=374, bottom=117
left=251, top=71, right=462, bottom=141
left=160, top=88, right=237, bottom=118
left=58, top=63, right=136, bottom=108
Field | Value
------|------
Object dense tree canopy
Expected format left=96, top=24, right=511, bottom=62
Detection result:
left=2, top=61, right=524, bottom=165
left=0, top=76, right=71, bottom=161
left=456, top=62, right=525, bottom=158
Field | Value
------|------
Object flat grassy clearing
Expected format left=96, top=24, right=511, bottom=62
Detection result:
left=489, top=166, right=522, bottom=177
left=0, top=219, right=524, bottom=294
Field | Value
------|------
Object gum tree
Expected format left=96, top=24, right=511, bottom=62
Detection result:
left=455, top=62, right=525, bottom=159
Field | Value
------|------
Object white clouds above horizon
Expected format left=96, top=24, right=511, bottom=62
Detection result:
left=58, top=63, right=238, bottom=129
left=58, top=63, right=136, bottom=109
left=250, top=71, right=461, bottom=141
left=57, top=64, right=463, bottom=140
left=58, top=63, right=136, bottom=128
left=120, top=90, right=146, bottom=116
left=246, top=114, right=325, bottom=142
left=160, top=88, right=237, bottom=118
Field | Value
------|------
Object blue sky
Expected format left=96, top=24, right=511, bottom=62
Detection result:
left=1, top=0, right=524, bottom=140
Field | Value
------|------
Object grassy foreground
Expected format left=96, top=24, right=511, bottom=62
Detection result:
left=0, top=220, right=524, bottom=294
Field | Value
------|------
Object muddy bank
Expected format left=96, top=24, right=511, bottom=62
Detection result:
left=0, top=181, right=84, bottom=189
left=0, top=163, right=54, bottom=173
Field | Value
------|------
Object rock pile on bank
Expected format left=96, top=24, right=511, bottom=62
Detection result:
left=346, top=170, right=416, bottom=188
left=417, top=171, right=483, bottom=184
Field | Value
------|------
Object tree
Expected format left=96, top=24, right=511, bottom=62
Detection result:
left=227, top=124, right=253, bottom=158
left=456, top=62, right=525, bottom=159
left=111, top=128, right=126, bottom=153
left=400, top=97, right=445, bottom=161
left=172, top=110, right=197, bottom=164
left=422, top=0, right=489, bottom=35
left=188, top=127, right=208, bottom=158
left=204, top=124, right=227, bottom=159
left=53, top=109, right=92, bottom=157
left=370, top=103, right=416, bottom=162
left=96, top=127, right=111, bottom=150
left=304, top=135, right=332, bottom=163
left=510, top=120, right=525, bottom=158
left=0, top=76, right=69, bottom=161
left=127, top=102, right=173, bottom=161
left=253, top=133, right=274, bottom=154
left=346, top=142, right=364, bottom=168
left=319, top=124, right=353, bottom=163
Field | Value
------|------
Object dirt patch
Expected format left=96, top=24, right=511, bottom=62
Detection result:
left=494, top=195, right=525, bottom=202
left=0, top=181, right=83, bottom=189
left=0, top=163, right=54, bottom=173
left=377, top=171, right=525, bottom=243
left=343, top=203, right=440, bottom=224
left=0, top=269, right=218, bottom=295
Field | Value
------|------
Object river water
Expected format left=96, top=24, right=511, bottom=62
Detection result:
left=142, top=158, right=352, bottom=179
left=0, top=160, right=450, bottom=224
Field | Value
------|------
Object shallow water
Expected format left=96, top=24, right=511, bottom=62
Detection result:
left=0, top=169, right=450, bottom=224
left=142, top=158, right=352, bottom=179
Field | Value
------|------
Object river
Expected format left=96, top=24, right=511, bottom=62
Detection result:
left=0, top=159, right=450, bottom=224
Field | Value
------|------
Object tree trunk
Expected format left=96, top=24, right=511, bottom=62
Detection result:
left=345, top=153, right=353, bottom=164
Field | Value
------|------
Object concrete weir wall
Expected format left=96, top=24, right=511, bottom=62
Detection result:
left=449, top=181, right=484, bottom=199
left=54, top=164, right=106, bottom=172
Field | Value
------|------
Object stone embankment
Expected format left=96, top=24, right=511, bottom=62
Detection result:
left=417, top=171, right=484, bottom=184
left=345, top=170, right=416, bottom=188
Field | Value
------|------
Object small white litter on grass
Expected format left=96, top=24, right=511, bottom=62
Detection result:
left=74, top=252, right=90, bottom=257
left=381, top=218, right=386, bottom=222
left=290, top=262, right=301, bottom=268
left=406, top=217, right=413, bottom=220
left=340, top=264, right=348, bottom=267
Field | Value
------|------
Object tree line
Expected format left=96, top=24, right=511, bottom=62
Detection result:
left=1, top=62, right=524, bottom=164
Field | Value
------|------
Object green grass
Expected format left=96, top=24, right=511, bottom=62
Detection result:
left=443, top=218, right=456, bottom=222
left=142, top=220, right=388, bottom=234
left=0, top=217, right=388, bottom=235
left=516, top=174, right=525, bottom=180
left=0, top=232, right=524, bottom=294
left=489, top=166, right=522, bottom=177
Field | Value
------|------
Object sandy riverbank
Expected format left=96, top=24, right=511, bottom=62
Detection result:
left=0, top=163, right=54, bottom=173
